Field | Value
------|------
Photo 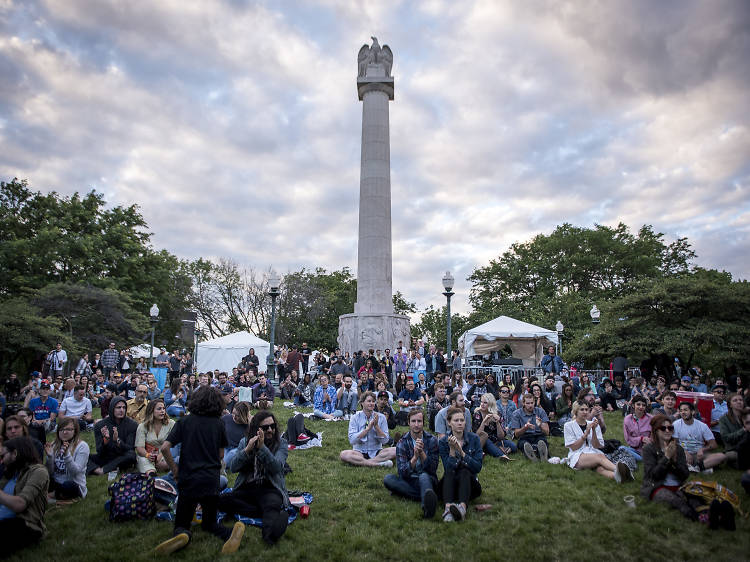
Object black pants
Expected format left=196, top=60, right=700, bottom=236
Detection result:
left=87, top=452, right=136, bottom=474
left=174, top=492, right=230, bottom=541
left=442, top=466, right=481, bottom=505
left=0, top=518, right=42, bottom=559
left=48, top=479, right=82, bottom=500
left=218, top=482, right=288, bottom=544
left=600, top=393, right=618, bottom=411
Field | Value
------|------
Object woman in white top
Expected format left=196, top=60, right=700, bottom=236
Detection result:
left=135, top=399, right=175, bottom=474
left=564, top=401, right=631, bottom=482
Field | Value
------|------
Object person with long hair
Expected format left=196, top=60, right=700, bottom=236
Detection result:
left=44, top=417, right=89, bottom=499
left=164, top=378, right=188, bottom=418
left=0, top=437, right=49, bottom=556
left=222, top=401, right=251, bottom=468
left=395, top=372, right=409, bottom=395
left=3, top=416, right=44, bottom=463
left=472, top=393, right=514, bottom=458
left=564, top=402, right=631, bottom=482
left=135, top=399, right=174, bottom=475
left=156, top=386, right=245, bottom=555
left=555, top=384, right=575, bottom=424
left=641, top=414, right=733, bottom=529
left=719, top=393, right=747, bottom=454
left=218, top=410, right=290, bottom=546
left=439, top=407, right=483, bottom=522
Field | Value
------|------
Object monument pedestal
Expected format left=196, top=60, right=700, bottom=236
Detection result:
left=338, top=313, right=411, bottom=355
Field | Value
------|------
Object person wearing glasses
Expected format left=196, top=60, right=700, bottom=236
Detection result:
left=641, top=414, right=733, bottom=528
left=710, top=384, right=729, bottom=444
left=218, top=411, right=290, bottom=546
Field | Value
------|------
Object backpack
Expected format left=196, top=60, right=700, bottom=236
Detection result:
left=108, top=473, right=156, bottom=522
left=679, top=481, right=745, bottom=517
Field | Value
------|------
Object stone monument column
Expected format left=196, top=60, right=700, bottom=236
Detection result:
left=338, top=37, right=410, bottom=356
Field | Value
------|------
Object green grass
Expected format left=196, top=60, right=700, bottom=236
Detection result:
left=13, top=406, right=750, bottom=562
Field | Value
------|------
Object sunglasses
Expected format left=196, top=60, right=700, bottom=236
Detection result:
left=658, top=426, right=674, bottom=432
left=259, top=423, right=276, bottom=431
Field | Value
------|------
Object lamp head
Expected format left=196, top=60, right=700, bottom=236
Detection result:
left=442, top=271, right=454, bottom=292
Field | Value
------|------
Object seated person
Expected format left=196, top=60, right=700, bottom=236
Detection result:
left=673, top=401, right=727, bottom=472
left=598, top=379, right=618, bottom=411
left=59, top=385, right=93, bottom=431
left=497, top=385, right=517, bottom=431
left=146, top=377, right=163, bottom=401
left=623, top=395, right=652, bottom=460
left=218, top=411, right=290, bottom=546
left=87, top=396, right=138, bottom=475
left=397, top=379, right=425, bottom=425
left=2, top=416, right=44, bottom=469
left=653, top=391, right=679, bottom=421
left=221, top=401, right=251, bottom=469
left=135, top=399, right=175, bottom=474
left=641, top=414, right=733, bottom=528
left=251, top=374, right=275, bottom=408
left=0, top=437, right=49, bottom=556
left=555, top=383, right=575, bottom=424
left=164, top=379, right=188, bottom=418
left=294, top=372, right=314, bottom=407
left=313, top=375, right=342, bottom=419
left=126, top=384, right=150, bottom=424
left=578, top=389, right=607, bottom=434
left=509, top=394, right=550, bottom=462
left=439, top=407, right=483, bottom=522
left=564, top=402, right=632, bottom=482
left=375, top=380, right=393, bottom=404
left=340, top=392, right=396, bottom=467
left=472, top=393, right=514, bottom=458
left=434, top=392, right=472, bottom=439
left=375, top=391, right=397, bottom=431
left=729, top=407, right=750, bottom=495
left=531, top=383, right=555, bottom=422
left=427, top=383, right=449, bottom=432
left=337, top=375, right=359, bottom=419
left=719, top=393, right=747, bottom=458
left=383, top=409, right=439, bottom=519
left=710, top=384, right=729, bottom=442
left=27, top=382, right=58, bottom=432
left=44, top=417, right=89, bottom=499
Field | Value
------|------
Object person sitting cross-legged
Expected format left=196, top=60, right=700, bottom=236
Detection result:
left=509, top=394, right=550, bottom=462
left=472, top=393, right=514, bottom=460
left=87, top=396, right=138, bottom=475
left=383, top=409, right=440, bottom=519
left=313, top=374, right=342, bottom=419
left=44, top=417, right=90, bottom=500
left=673, top=401, right=728, bottom=473
left=439, top=407, right=483, bottom=522
left=564, top=401, right=633, bottom=482
left=218, top=411, right=290, bottom=546
left=337, top=375, right=359, bottom=419
left=340, top=392, right=396, bottom=467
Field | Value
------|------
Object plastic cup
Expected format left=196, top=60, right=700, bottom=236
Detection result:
left=623, top=495, right=636, bottom=508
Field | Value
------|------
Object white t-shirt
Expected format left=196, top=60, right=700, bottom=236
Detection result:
left=60, top=396, right=92, bottom=418
left=673, top=418, right=714, bottom=453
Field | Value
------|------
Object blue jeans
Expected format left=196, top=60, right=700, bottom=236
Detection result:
left=383, top=472, right=436, bottom=505
left=620, top=446, right=642, bottom=462
left=485, top=439, right=516, bottom=456
left=166, top=405, right=185, bottom=418
left=314, top=408, right=343, bottom=418
left=224, top=447, right=238, bottom=469
left=294, top=396, right=312, bottom=407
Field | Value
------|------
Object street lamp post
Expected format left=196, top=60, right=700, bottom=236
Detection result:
left=149, top=304, right=159, bottom=369
left=193, top=326, right=200, bottom=374
left=556, top=320, right=564, bottom=357
left=266, top=272, right=281, bottom=383
left=442, top=271, right=455, bottom=359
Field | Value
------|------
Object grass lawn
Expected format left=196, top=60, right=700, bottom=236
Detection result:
left=12, top=405, right=749, bottom=562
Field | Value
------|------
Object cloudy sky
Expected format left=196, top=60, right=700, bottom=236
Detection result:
left=1, top=0, right=748, bottom=316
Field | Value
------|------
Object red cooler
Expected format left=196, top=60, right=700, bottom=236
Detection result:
left=675, top=391, right=713, bottom=422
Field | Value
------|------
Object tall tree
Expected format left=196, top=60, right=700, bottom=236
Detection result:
left=411, top=305, right=470, bottom=354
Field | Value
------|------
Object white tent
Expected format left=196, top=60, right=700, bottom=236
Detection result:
left=129, top=344, right=162, bottom=359
left=458, top=316, right=559, bottom=367
left=195, top=331, right=270, bottom=374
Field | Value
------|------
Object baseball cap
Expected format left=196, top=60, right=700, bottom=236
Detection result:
left=681, top=375, right=691, bottom=383
left=40, top=381, right=51, bottom=389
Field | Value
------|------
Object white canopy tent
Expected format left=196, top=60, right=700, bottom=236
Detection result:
left=195, top=331, right=270, bottom=374
left=129, top=344, right=162, bottom=359
left=458, top=316, right=559, bottom=368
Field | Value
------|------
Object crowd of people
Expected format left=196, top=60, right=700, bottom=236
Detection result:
left=0, top=340, right=749, bottom=556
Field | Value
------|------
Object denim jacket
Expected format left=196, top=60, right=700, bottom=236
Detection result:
left=439, top=431, right=483, bottom=475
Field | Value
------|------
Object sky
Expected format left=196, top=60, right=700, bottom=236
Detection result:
left=1, top=0, right=749, bottom=317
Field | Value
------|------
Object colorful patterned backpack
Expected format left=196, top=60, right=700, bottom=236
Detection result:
left=680, top=480, right=745, bottom=517
left=108, top=473, right=156, bottom=522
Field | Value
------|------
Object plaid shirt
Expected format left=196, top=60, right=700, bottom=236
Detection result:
left=101, top=348, right=119, bottom=368
left=395, top=431, right=439, bottom=480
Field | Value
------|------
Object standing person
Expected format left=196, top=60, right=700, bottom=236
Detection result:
left=383, top=409, right=440, bottom=518
left=509, top=394, right=550, bottom=462
left=44, top=417, right=90, bottom=499
left=300, top=342, right=311, bottom=375
left=87, top=396, right=137, bottom=475
left=90, top=353, right=103, bottom=374
left=340, top=392, right=395, bottom=467
left=0, top=437, right=50, bottom=556
left=74, top=354, right=92, bottom=377
left=541, top=345, right=563, bottom=375
left=451, top=350, right=461, bottom=373
left=46, top=343, right=67, bottom=379
left=135, top=400, right=175, bottom=475
left=168, top=350, right=182, bottom=387
left=101, top=342, right=119, bottom=378
left=381, top=348, right=393, bottom=386
left=439, top=407, right=483, bottom=522
left=218, top=411, right=290, bottom=546
left=285, top=345, right=302, bottom=377
left=394, top=348, right=408, bottom=382
left=156, top=386, right=245, bottom=555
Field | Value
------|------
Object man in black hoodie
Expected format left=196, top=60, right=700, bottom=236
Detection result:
left=87, top=396, right=138, bottom=475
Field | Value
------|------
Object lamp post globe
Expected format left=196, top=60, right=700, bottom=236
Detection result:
left=555, top=320, right=564, bottom=357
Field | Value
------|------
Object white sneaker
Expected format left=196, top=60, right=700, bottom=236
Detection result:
left=449, top=503, right=466, bottom=521
left=688, top=465, right=700, bottom=472
left=378, top=460, right=393, bottom=468
left=442, top=508, right=454, bottom=522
